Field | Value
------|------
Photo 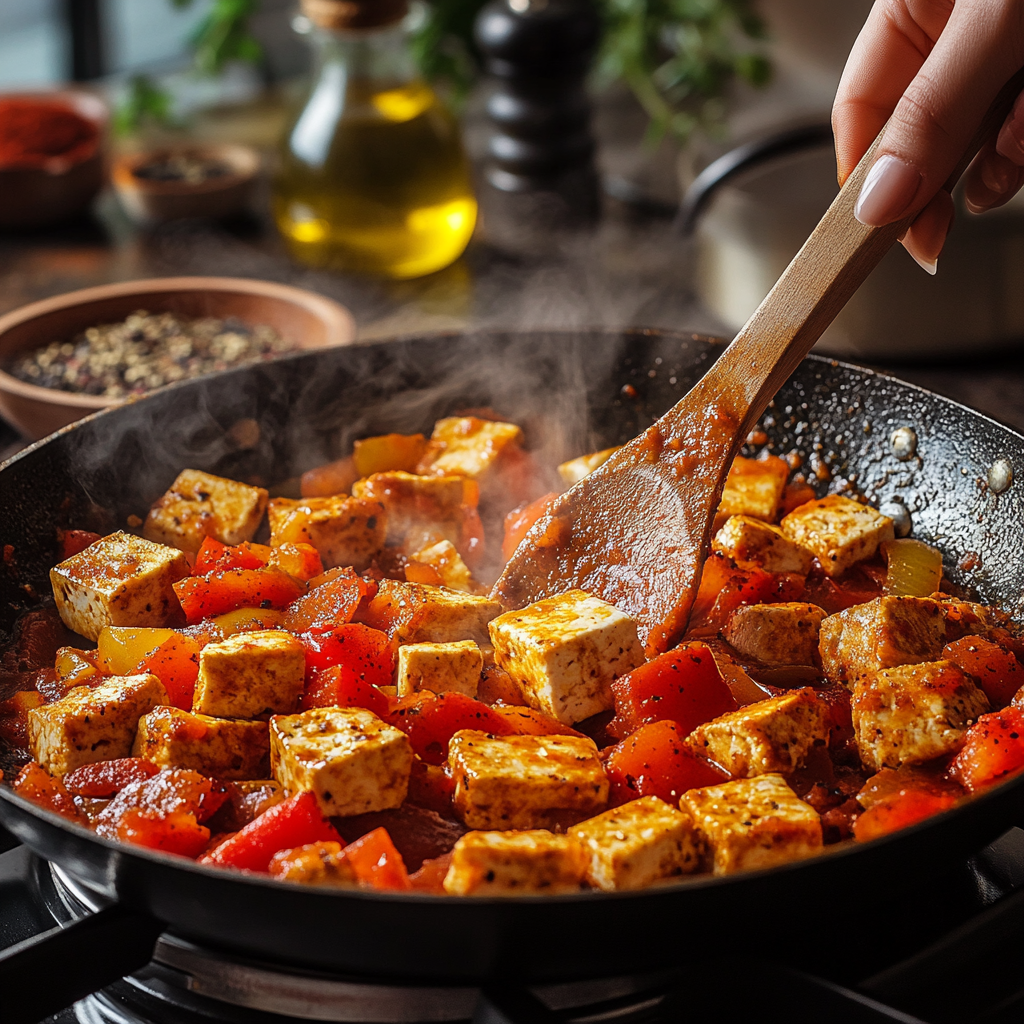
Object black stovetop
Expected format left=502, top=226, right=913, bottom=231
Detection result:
left=3, top=820, right=1024, bottom=1024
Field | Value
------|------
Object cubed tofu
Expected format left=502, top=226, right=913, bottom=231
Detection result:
left=449, top=730, right=608, bottom=830
left=852, top=660, right=990, bottom=770
left=717, top=455, right=790, bottom=526
left=396, top=640, right=483, bottom=697
left=442, top=829, right=588, bottom=895
left=569, top=796, right=703, bottom=891
left=557, top=447, right=621, bottom=487
left=363, top=579, right=502, bottom=645
left=488, top=590, right=644, bottom=725
left=416, top=416, right=524, bottom=484
left=712, top=515, right=815, bottom=574
left=725, top=603, right=826, bottom=667
left=269, top=840, right=358, bottom=887
left=132, top=705, right=269, bottom=779
left=28, top=674, right=168, bottom=776
left=143, top=469, right=268, bottom=554
left=781, top=495, right=895, bottom=577
left=50, top=532, right=189, bottom=642
left=270, top=707, right=413, bottom=817
left=819, top=596, right=946, bottom=687
left=267, top=495, right=386, bottom=570
left=938, top=597, right=1009, bottom=642
left=686, top=687, right=831, bottom=778
left=193, top=630, right=305, bottom=719
left=681, top=774, right=823, bottom=875
left=351, top=472, right=466, bottom=552
left=409, top=539, right=477, bottom=593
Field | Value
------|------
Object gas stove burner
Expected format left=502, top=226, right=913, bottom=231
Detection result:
left=47, top=864, right=673, bottom=1024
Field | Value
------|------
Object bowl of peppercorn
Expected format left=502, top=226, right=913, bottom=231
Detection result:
left=112, top=144, right=260, bottom=225
left=0, top=276, right=356, bottom=440
left=0, top=90, right=107, bottom=228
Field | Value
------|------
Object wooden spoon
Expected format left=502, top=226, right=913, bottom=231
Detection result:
left=494, top=73, right=1024, bottom=655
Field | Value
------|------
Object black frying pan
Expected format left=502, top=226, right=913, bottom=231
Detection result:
left=2, top=329, right=1024, bottom=1018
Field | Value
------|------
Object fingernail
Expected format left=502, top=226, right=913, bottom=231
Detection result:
left=911, top=252, right=938, bottom=275
left=982, top=158, right=1013, bottom=196
left=854, top=154, right=923, bottom=226
left=996, top=95, right=1024, bottom=164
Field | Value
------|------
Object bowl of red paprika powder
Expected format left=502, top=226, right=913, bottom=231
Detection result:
left=0, top=90, right=107, bottom=229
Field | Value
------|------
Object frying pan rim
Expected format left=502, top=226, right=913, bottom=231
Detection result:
left=1, top=326, right=1022, bottom=906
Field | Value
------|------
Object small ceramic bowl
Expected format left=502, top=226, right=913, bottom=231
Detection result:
left=112, top=144, right=260, bottom=225
left=0, top=277, right=357, bottom=441
left=0, top=90, right=107, bottom=229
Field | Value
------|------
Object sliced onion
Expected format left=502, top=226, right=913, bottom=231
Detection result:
left=882, top=538, right=943, bottom=598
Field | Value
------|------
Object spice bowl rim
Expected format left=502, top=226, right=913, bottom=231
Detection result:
left=0, top=276, right=357, bottom=440
left=111, top=143, right=261, bottom=198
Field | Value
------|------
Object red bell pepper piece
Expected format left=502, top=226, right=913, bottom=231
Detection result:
left=64, top=757, right=159, bottom=798
left=486, top=704, right=586, bottom=738
left=58, top=529, right=102, bottom=560
left=388, top=691, right=516, bottom=765
left=342, top=827, right=411, bottom=890
left=300, top=624, right=393, bottom=717
left=853, top=789, right=958, bottom=842
left=13, top=763, right=86, bottom=823
left=115, top=807, right=212, bottom=858
left=688, top=553, right=806, bottom=634
left=200, top=791, right=342, bottom=873
left=406, top=758, right=456, bottom=815
left=136, top=633, right=202, bottom=710
left=943, top=636, right=1023, bottom=709
left=283, top=567, right=375, bottom=632
left=174, top=567, right=305, bottom=624
left=608, top=642, right=737, bottom=739
left=950, top=706, right=1024, bottom=791
left=501, top=492, right=558, bottom=563
left=193, top=537, right=267, bottom=575
left=604, top=720, right=729, bottom=805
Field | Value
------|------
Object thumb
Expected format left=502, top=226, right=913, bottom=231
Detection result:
left=854, top=0, right=1024, bottom=228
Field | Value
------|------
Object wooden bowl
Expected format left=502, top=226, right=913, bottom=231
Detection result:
left=0, top=90, right=107, bottom=228
left=111, top=145, right=260, bottom=225
left=0, top=277, right=357, bottom=440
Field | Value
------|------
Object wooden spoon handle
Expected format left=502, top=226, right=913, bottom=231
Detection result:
left=685, top=66, right=1024, bottom=438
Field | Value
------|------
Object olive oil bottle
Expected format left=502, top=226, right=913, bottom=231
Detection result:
left=273, top=0, right=477, bottom=279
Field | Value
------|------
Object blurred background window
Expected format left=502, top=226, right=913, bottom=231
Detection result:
left=0, top=0, right=66, bottom=88
left=105, top=0, right=213, bottom=77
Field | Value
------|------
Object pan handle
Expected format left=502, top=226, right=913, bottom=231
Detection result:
left=0, top=903, right=164, bottom=1024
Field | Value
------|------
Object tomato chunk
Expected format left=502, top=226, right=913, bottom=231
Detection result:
left=943, top=636, right=1023, bottom=709
left=174, top=568, right=305, bottom=624
left=58, top=529, right=102, bottom=560
left=200, top=791, right=343, bottom=873
left=502, top=492, right=559, bottom=563
left=342, top=827, right=411, bottom=890
left=284, top=567, right=375, bottom=632
left=406, top=758, right=455, bottom=815
left=854, top=790, right=958, bottom=842
left=950, top=707, right=1024, bottom=791
left=115, top=807, right=212, bottom=858
left=609, top=642, right=737, bottom=739
left=13, top=762, right=85, bottom=823
left=604, top=721, right=729, bottom=805
left=688, top=553, right=803, bottom=634
left=64, top=757, right=159, bottom=798
left=388, top=692, right=516, bottom=765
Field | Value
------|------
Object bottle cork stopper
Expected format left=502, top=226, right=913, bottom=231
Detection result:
left=301, top=0, right=409, bottom=30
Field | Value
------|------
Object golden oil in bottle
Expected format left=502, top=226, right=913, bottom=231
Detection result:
left=273, top=2, right=477, bottom=279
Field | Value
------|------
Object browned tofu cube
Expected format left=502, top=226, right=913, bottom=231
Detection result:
left=351, top=471, right=466, bottom=553
left=407, top=539, right=478, bottom=593
left=143, top=469, right=268, bottom=554
left=362, top=579, right=502, bottom=645
left=50, top=532, right=189, bottom=641
left=681, top=774, right=823, bottom=875
left=851, top=660, right=990, bottom=770
left=448, top=730, right=608, bottom=830
left=133, top=706, right=269, bottom=779
left=712, top=516, right=815, bottom=574
left=396, top=640, right=483, bottom=697
left=270, top=707, right=412, bottom=817
left=267, top=495, right=386, bottom=570
left=686, top=687, right=830, bottom=778
left=724, top=603, right=826, bottom=667
left=28, top=674, right=168, bottom=776
left=818, top=596, right=946, bottom=686
left=569, top=796, right=703, bottom=891
left=781, top=495, right=894, bottom=577
left=269, top=841, right=358, bottom=887
left=716, top=455, right=789, bottom=527
left=557, top=447, right=620, bottom=487
left=442, top=830, right=588, bottom=895
left=193, top=630, right=305, bottom=719
left=416, top=416, right=524, bottom=496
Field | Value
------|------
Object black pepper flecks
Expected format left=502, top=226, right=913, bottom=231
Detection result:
left=10, top=310, right=293, bottom=398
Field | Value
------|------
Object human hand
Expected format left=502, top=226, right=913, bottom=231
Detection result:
left=832, top=0, right=1024, bottom=273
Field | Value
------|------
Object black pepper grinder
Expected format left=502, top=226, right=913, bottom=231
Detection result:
left=474, top=0, right=601, bottom=219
